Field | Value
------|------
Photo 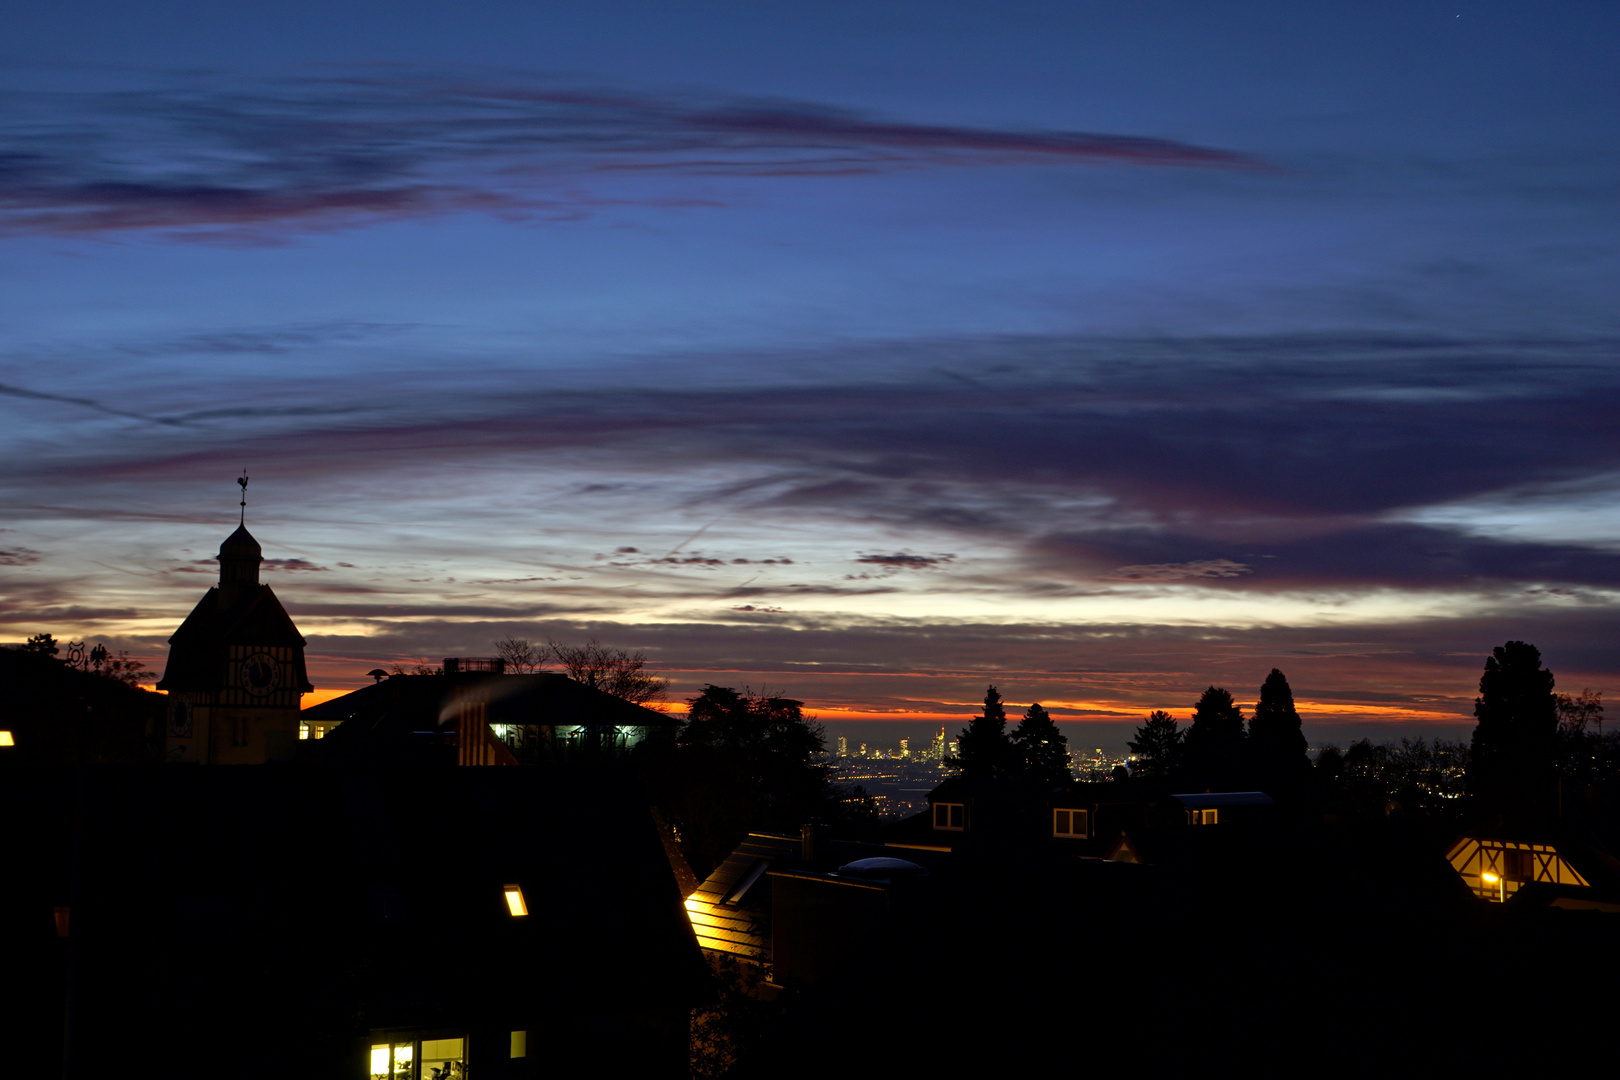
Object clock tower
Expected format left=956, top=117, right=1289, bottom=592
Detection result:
left=158, top=517, right=314, bottom=763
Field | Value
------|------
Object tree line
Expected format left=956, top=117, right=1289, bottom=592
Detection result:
left=1121, top=641, right=1607, bottom=827
left=1124, top=668, right=1311, bottom=794
left=951, top=686, right=1072, bottom=787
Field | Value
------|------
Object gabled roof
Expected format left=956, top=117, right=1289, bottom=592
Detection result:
left=306, top=671, right=676, bottom=764
left=157, top=585, right=313, bottom=692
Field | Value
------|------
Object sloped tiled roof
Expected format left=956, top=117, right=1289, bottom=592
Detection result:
left=683, top=833, right=799, bottom=962
left=157, top=585, right=313, bottom=692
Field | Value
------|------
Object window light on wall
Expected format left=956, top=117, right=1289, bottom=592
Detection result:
left=503, top=884, right=528, bottom=917
left=0, top=731, right=14, bottom=747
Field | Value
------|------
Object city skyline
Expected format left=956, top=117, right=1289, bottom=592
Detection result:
left=3, top=3, right=1617, bottom=741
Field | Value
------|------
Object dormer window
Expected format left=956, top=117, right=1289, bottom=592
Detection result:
left=1053, top=808, right=1089, bottom=838
left=1188, top=808, right=1219, bottom=825
left=933, top=802, right=965, bottom=831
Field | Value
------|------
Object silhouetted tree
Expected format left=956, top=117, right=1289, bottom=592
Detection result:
left=1557, top=689, right=1603, bottom=735
left=952, top=685, right=1010, bottom=782
left=97, top=651, right=149, bottom=688
left=1327, top=737, right=1467, bottom=820
left=1011, top=703, right=1070, bottom=786
left=666, top=685, right=834, bottom=874
left=1467, top=641, right=1557, bottom=823
left=1181, top=686, right=1245, bottom=789
left=494, top=636, right=542, bottom=673
left=22, top=632, right=59, bottom=656
left=1127, top=710, right=1182, bottom=780
left=1555, top=689, right=1605, bottom=783
left=548, top=637, right=669, bottom=706
left=1247, top=668, right=1309, bottom=791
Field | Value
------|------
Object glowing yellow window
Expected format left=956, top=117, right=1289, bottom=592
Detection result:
left=0, top=731, right=14, bottom=747
left=420, top=1038, right=465, bottom=1079
left=368, top=1043, right=413, bottom=1080
left=504, top=884, right=528, bottom=917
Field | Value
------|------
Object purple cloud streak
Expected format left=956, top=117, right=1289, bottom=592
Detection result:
left=0, top=74, right=1264, bottom=239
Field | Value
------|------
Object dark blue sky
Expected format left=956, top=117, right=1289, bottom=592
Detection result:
left=3, top=2, right=1617, bottom=738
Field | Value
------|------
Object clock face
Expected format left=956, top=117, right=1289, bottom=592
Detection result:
left=241, top=652, right=283, bottom=698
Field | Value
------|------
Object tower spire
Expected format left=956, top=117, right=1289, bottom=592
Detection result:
left=237, top=470, right=249, bottom=526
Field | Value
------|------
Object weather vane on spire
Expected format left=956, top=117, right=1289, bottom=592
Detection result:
left=237, top=470, right=249, bottom=526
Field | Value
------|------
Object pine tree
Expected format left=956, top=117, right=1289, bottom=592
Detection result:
left=1181, top=686, right=1245, bottom=789
left=1468, top=641, right=1557, bottom=822
left=952, top=684, right=1009, bottom=782
left=1012, top=702, right=1071, bottom=786
left=1247, top=669, right=1309, bottom=789
left=1127, top=710, right=1182, bottom=780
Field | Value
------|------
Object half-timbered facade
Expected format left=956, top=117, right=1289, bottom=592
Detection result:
left=1445, top=836, right=1591, bottom=902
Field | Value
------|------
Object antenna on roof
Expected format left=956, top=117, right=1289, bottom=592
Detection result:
left=237, top=470, right=249, bottom=526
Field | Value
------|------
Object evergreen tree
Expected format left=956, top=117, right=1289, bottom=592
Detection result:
left=1012, top=702, right=1070, bottom=786
left=1181, top=686, right=1245, bottom=789
left=1467, top=641, right=1557, bottom=822
left=1127, top=710, right=1182, bottom=780
left=22, top=632, right=59, bottom=656
left=1247, top=668, right=1309, bottom=789
left=952, top=684, right=1009, bottom=782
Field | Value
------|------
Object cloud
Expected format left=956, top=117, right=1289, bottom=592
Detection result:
left=855, top=553, right=955, bottom=568
left=1037, top=523, right=1620, bottom=591
left=0, top=73, right=1264, bottom=239
left=262, top=558, right=329, bottom=572
left=1101, top=559, right=1251, bottom=582
left=9, top=333, right=1620, bottom=623
left=0, top=548, right=42, bottom=566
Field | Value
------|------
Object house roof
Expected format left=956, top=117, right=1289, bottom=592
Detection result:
left=683, top=833, right=799, bottom=962
left=306, top=671, right=676, bottom=764
left=684, top=831, right=954, bottom=964
left=1171, top=792, right=1275, bottom=810
left=156, top=584, right=313, bottom=693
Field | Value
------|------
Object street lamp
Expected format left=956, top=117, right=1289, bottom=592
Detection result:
left=1481, top=871, right=1504, bottom=902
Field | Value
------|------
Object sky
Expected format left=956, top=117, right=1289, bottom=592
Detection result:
left=2, top=1, right=1618, bottom=750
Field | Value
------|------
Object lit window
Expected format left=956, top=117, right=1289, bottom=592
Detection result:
left=0, top=731, right=13, bottom=747
left=298, top=721, right=310, bottom=740
left=510, top=1031, right=527, bottom=1059
left=1053, top=808, right=1089, bottom=838
left=933, top=802, right=965, bottom=831
left=420, top=1038, right=465, bottom=1079
left=504, top=884, right=528, bottom=917
left=377, top=1043, right=411, bottom=1080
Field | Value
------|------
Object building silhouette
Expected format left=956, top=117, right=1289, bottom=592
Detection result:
left=157, top=520, right=313, bottom=763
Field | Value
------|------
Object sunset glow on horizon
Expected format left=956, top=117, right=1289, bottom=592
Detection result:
left=3, top=3, right=1617, bottom=747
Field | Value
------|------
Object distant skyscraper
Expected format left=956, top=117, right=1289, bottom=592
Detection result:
left=932, top=726, right=946, bottom=761
left=838, top=735, right=848, bottom=757
left=899, top=738, right=910, bottom=758
left=859, top=742, right=868, bottom=758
